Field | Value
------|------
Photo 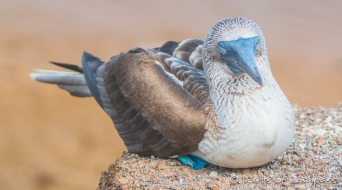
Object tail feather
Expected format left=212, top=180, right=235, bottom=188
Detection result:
left=30, top=52, right=105, bottom=100
left=58, top=84, right=91, bottom=97
left=49, top=61, right=83, bottom=73
left=30, top=69, right=92, bottom=97
left=81, top=52, right=105, bottom=107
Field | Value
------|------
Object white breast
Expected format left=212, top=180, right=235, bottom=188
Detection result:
left=192, top=63, right=295, bottom=168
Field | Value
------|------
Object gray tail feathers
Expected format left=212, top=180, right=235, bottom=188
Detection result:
left=30, top=69, right=92, bottom=97
left=30, top=52, right=104, bottom=100
left=81, top=52, right=104, bottom=107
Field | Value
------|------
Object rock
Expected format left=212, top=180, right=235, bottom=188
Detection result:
left=97, top=104, right=342, bottom=189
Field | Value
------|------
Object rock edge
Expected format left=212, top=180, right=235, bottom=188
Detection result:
left=97, top=104, right=342, bottom=189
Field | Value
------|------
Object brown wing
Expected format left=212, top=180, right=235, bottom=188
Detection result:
left=155, top=39, right=208, bottom=104
left=103, top=48, right=207, bottom=157
left=32, top=40, right=209, bottom=157
left=160, top=39, right=204, bottom=70
left=156, top=39, right=204, bottom=70
left=160, top=55, right=209, bottom=104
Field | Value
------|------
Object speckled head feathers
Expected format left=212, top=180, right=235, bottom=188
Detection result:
left=202, top=17, right=267, bottom=63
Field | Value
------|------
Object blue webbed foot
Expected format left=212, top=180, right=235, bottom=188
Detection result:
left=177, top=155, right=207, bottom=170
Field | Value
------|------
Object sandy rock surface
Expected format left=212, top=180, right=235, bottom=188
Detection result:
left=97, top=105, right=342, bottom=189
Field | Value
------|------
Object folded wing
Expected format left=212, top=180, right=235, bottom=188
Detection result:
left=103, top=45, right=209, bottom=157
left=30, top=39, right=209, bottom=157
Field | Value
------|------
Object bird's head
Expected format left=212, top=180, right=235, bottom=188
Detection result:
left=203, top=17, right=268, bottom=87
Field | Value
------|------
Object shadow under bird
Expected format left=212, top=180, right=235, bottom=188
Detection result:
left=30, top=17, right=296, bottom=170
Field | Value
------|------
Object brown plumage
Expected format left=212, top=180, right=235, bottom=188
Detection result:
left=30, top=38, right=209, bottom=157
left=103, top=46, right=207, bottom=157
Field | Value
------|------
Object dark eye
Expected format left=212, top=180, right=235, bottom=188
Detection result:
left=254, top=38, right=260, bottom=46
left=252, top=37, right=260, bottom=54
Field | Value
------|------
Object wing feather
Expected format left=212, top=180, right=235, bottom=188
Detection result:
left=33, top=38, right=210, bottom=158
left=158, top=56, right=209, bottom=104
left=104, top=48, right=207, bottom=157
left=172, top=39, right=204, bottom=70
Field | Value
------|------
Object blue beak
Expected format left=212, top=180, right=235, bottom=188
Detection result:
left=218, top=36, right=263, bottom=86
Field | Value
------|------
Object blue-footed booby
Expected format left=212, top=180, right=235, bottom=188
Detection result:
left=30, top=17, right=295, bottom=169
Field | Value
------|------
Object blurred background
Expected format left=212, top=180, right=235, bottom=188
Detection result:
left=1, top=0, right=342, bottom=189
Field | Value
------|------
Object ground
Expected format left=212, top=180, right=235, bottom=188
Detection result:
left=97, top=105, right=342, bottom=189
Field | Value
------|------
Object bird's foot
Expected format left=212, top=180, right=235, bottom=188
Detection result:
left=177, top=155, right=207, bottom=170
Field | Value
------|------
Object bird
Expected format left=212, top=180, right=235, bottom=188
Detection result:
left=30, top=17, right=296, bottom=170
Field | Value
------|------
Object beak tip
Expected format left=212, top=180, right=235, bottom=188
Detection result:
left=255, top=76, right=263, bottom=87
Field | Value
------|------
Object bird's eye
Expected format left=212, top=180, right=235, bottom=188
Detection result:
left=254, top=37, right=260, bottom=47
